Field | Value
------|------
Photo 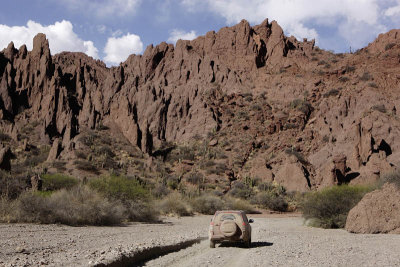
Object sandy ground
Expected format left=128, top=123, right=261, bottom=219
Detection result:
left=0, top=216, right=209, bottom=267
left=1, top=214, right=400, bottom=267
left=146, top=215, right=400, bottom=267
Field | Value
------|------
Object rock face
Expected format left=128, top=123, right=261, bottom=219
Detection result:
left=0, top=18, right=399, bottom=192
left=345, top=183, right=400, bottom=234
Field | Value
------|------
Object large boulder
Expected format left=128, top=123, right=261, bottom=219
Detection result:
left=345, top=182, right=400, bottom=234
left=274, top=155, right=311, bottom=192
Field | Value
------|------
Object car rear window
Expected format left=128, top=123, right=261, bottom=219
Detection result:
left=214, top=212, right=243, bottom=223
left=221, top=214, right=235, bottom=221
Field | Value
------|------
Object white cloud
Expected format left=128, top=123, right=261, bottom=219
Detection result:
left=54, top=0, right=141, bottom=17
left=385, top=3, right=400, bottom=17
left=104, top=33, right=143, bottom=65
left=0, top=20, right=99, bottom=58
left=167, top=29, right=197, bottom=43
left=181, top=0, right=392, bottom=49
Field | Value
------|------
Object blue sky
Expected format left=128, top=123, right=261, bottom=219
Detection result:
left=1, top=0, right=399, bottom=65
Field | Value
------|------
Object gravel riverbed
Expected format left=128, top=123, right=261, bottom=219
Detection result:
left=1, top=214, right=400, bottom=266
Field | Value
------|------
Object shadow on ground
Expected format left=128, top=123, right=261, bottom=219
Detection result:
left=219, top=241, right=273, bottom=248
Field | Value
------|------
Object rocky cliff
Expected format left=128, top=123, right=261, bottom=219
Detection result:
left=0, top=19, right=399, bottom=192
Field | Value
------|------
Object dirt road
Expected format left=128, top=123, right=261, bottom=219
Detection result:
left=1, top=214, right=400, bottom=266
left=144, top=215, right=400, bottom=267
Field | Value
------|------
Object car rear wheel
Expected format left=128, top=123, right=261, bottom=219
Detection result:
left=210, top=240, right=216, bottom=248
left=245, top=237, right=251, bottom=248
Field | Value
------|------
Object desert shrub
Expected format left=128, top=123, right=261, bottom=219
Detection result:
left=284, top=123, right=298, bottom=129
left=190, top=194, right=224, bottom=215
left=229, top=181, right=253, bottom=199
left=9, top=186, right=126, bottom=225
left=323, top=89, right=340, bottom=98
left=290, top=99, right=312, bottom=115
left=360, top=72, right=372, bottom=81
left=311, top=57, right=318, bottom=61
left=251, top=104, right=262, bottom=111
left=379, top=170, right=400, bottom=188
left=89, top=175, right=149, bottom=202
left=301, top=185, right=373, bottom=228
left=74, top=150, right=88, bottom=159
left=166, top=145, right=196, bottom=162
left=223, top=197, right=256, bottom=214
left=0, top=172, right=29, bottom=199
left=317, top=60, right=326, bottom=66
left=152, top=183, right=170, bottom=198
left=368, top=82, right=378, bottom=88
left=205, top=163, right=227, bottom=175
left=385, top=43, right=395, bottom=51
left=24, top=146, right=50, bottom=167
left=344, top=65, right=355, bottom=73
left=371, top=104, right=386, bottom=113
left=186, top=172, right=203, bottom=185
left=157, top=193, right=192, bottom=216
left=244, top=94, right=253, bottom=102
left=236, top=110, right=249, bottom=120
left=94, top=145, right=115, bottom=157
left=52, top=161, right=67, bottom=171
left=0, top=198, right=15, bottom=222
left=96, top=124, right=109, bottom=131
left=79, top=131, right=98, bottom=147
left=200, top=160, right=215, bottom=169
left=339, top=76, right=349, bottom=82
left=41, top=173, right=78, bottom=191
left=252, top=192, right=288, bottom=212
left=0, top=132, right=11, bottom=142
left=74, top=160, right=99, bottom=174
left=124, top=200, right=159, bottom=222
left=166, top=175, right=180, bottom=190
left=257, top=182, right=286, bottom=195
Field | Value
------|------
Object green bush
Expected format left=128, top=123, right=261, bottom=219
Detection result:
left=301, top=185, right=373, bottom=228
left=252, top=192, right=288, bottom=212
left=89, top=175, right=149, bottom=201
left=41, top=173, right=78, bottom=191
left=229, top=181, right=253, bottom=199
left=191, top=194, right=224, bottom=215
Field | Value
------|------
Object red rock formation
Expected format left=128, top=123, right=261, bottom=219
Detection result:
left=0, top=19, right=399, bottom=191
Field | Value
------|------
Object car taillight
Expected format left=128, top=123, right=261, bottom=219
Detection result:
left=210, top=222, right=214, bottom=225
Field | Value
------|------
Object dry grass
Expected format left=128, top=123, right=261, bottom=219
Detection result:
left=156, top=193, right=192, bottom=216
left=1, top=186, right=126, bottom=225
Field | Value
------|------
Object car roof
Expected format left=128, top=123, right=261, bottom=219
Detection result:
left=214, top=210, right=245, bottom=214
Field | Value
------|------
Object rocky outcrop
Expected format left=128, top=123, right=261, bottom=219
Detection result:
left=0, top=19, right=308, bottom=156
left=345, top=183, right=400, bottom=234
left=274, top=154, right=311, bottom=192
left=0, top=19, right=399, bottom=192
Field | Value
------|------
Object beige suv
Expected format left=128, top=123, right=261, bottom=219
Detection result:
left=209, top=210, right=253, bottom=248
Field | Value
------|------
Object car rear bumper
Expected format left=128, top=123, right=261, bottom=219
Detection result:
left=210, top=234, right=247, bottom=242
